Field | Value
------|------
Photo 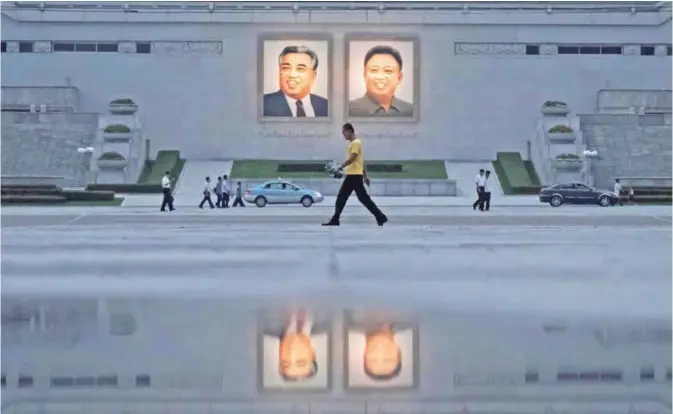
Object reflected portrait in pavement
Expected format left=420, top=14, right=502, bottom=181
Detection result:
left=258, top=309, right=331, bottom=390
left=344, top=310, right=418, bottom=389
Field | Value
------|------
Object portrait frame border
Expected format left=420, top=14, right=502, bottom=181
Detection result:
left=255, top=308, right=334, bottom=394
left=342, top=310, right=421, bottom=392
left=257, top=32, right=334, bottom=123
left=343, top=33, right=421, bottom=124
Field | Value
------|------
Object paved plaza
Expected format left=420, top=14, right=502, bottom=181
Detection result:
left=2, top=204, right=671, bottom=414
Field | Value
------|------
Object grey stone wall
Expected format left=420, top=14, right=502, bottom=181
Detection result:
left=1, top=15, right=670, bottom=161
left=1, top=112, right=98, bottom=187
left=1, top=86, right=79, bottom=109
left=580, top=115, right=672, bottom=189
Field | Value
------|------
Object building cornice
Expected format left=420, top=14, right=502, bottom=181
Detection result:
left=1, top=1, right=671, bottom=26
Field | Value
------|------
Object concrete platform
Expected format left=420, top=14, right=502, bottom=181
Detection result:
left=2, top=206, right=671, bottom=413
left=120, top=194, right=543, bottom=208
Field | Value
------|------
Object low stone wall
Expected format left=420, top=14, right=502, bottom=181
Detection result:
left=1, top=175, right=65, bottom=186
left=616, top=177, right=672, bottom=188
left=235, top=178, right=458, bottom=197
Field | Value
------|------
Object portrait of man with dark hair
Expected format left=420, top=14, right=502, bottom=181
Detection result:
left=258, top=309, right=331, bottom=390
left=262, top=42, right=330, bottom=118
left=345, top=312, right=417, bottom=389
left=348, top=42, right=415, bottom=118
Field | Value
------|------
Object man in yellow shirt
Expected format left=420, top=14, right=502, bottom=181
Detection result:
left=323, top=123, right=387, bottom=226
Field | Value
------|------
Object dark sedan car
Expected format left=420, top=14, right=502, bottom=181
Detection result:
left=539, top=183, right=620, bottom=207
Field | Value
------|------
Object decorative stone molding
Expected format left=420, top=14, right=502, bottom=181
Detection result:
left=547, top=132, right=576, bottom=144
left=109, top=103, right=138, bottom=115
left=97, top=159, right=128, bottom=169
left=541, top=106, right=570, bottom=116
left=6, top=41, right=19, bottom=53
left=152, top=41, right=185, bottom=54
left=33, top=41, right=52, bottom=53
left=185, top=41, right=222, bottom=54
left=103, top=132, right=133, bottom=143
left=622, top=44, right=640, bottom=55
left=551, top=159, right=583, bottom=171
left=539, top=44, right=557, bottom=55
left=118, top=41, right=137, bottom=54
left=455, top=43, right=525, bottom=55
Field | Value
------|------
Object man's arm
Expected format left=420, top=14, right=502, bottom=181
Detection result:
left=340, top=152, right=358, bottom=170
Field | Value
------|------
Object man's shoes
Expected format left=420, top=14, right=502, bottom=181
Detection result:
left=377, top=216, right=388, bottom=226
left=322, top=219, right=340, bottom=226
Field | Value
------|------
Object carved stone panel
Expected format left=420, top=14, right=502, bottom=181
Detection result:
left=539, top=44, right=557, bottom=55
left=151, top=41, right=185, bottom=54
left=185, top=41, right=222, bottom=54
left=33, top=41, right=52, bottom=53
left=6, top=41, right=19, bottom=53
left=455, top=43, right=526, bottom=55
left=118, top=42, right=137, bottom=54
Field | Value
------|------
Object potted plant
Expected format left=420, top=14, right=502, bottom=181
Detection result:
left=102, top=123, right=132, bottom=142
left=552, top=153, right=583, bottom=171
left=109, top=98, right=138, bottom=115
left=541, top=100, right=570, bottom=116
left=547, top=124, right=576, bottom=144
left=96, top=151, right=128, bottom=169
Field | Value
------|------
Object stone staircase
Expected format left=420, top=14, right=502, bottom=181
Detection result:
left=580, top=114, right=672, bottom=189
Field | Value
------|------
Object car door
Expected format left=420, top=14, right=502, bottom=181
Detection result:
left=572, top=183, right=594, bottom=204
left=557, top=184, right=577, bottom=202
left=283, top=183, right=303, bottom=203
left=262, top=182, right=283, bottom=204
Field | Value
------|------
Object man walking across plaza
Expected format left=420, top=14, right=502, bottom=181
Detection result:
left=222, top=174, right=231, bottom=208
left=322, top=123, right=387, bottom=227
left=199, top=176, right=215, bottom=209
left=473, top=169, right=486, bottom=211
left=160, top=170, right=175, bottom=212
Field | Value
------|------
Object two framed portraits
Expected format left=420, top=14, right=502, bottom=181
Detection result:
left=257, top=309, right=419, bottom=392
left=258, top=34, right=419, bottom=122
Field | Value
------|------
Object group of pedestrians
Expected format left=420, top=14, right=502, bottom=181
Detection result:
left=472, top=168, right=492, bottom=212
left=160, top=171, right=246, bottom=211
left=198, top=175, right=245, bottom=209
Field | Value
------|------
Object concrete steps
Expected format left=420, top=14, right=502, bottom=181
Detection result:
left=173, top=161, right=233, bottom=199
left=444, top=161, right=503, bottom=197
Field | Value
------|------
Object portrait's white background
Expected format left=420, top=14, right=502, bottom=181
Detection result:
left=347, top=40, right=415, bottom=104
left=262, top=40, right=330, bottom=98
left=346, top=329, right=416, bottom=388
left=261, top=333, right=330, bottom=389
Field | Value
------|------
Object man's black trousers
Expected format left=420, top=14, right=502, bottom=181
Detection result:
left=332, top=174, right=385, bottom=222
left=160, top=188, right=174, bottom=211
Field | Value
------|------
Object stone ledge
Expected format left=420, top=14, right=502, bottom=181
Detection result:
left=1, top=175, right=66, bottom=186
left=236, top=178, right=457, bottom=197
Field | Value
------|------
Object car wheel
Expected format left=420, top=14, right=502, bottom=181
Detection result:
left=300, top=196, right=313, bottom=208
left=549, top=195, right=563, bottom=207
left=255, top=196, right=267, bottom=208
left=598, top=195, right=611, bottom=207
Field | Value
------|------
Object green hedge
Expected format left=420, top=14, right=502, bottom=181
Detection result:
left=1, top=187, right=63, bottom=196
left=0, top=184, right=59, bottom=190
left=497, top=152, right=532, bottom=187
left=110, top=98, right=135, bottom=105
left=103, top=124, right=131, bottom=133
left=1, top=195, right=67, bottom=204
left=144, top=150, right=180, bottom=184
left=86, top=184, right=163, bottom=193
left=493, top=153, right=541, bottom=195
left=62, top=190, right=115, bottom=202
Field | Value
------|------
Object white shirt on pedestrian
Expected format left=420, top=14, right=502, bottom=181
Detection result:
left=162, top=176, right=171, bottom=189
left=204, top=182, right=211, bottom=194
left=484, top=177, right=491, bottom=193
left=222, top=180, right=230, bottom=194
left=475, top=174, right=487, bottom=187
left=614, top=182, right=622, bottom=195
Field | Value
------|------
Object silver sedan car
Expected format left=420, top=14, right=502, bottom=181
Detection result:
left=243, top=180, right=324, bottom=208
